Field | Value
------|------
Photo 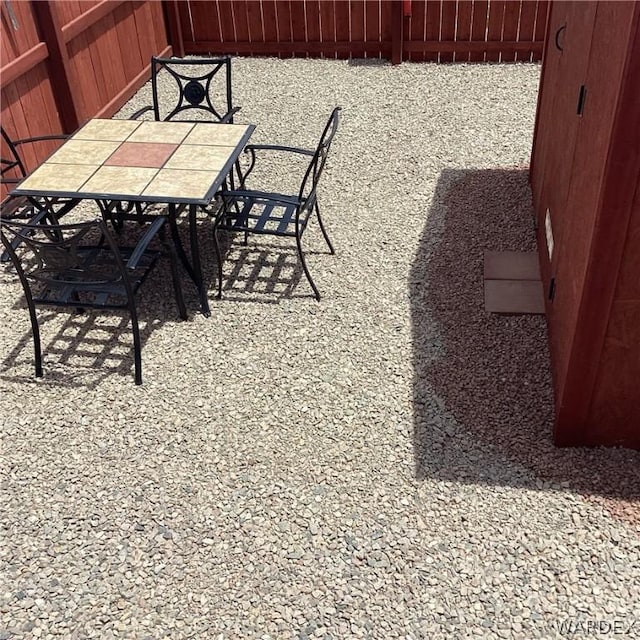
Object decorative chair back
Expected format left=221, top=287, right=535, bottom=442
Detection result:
left=298, top=107, right=342, bottom=214
left=150, top=56, right=235, bottom=123
left=0, top=218, right=134, bottom=302
left=1, top=127, right=27, bottom=187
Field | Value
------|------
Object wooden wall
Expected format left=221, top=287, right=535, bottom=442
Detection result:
left=173, top=0, right=549, bottom=63
left=1, top=0, right=170, bottom=199
left=530, top=1, right=640, bottom=447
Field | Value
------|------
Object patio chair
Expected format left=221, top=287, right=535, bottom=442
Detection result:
left=211, top=107, right=341, bottom=301
left=1, top=126, right=80, bottom=261
left=0, top=215, right=187, bottom=385
left=130, top=56, right=240, bottom=123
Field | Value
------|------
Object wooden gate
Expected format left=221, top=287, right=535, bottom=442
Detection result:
left=168, top=0, right=549, bottom=63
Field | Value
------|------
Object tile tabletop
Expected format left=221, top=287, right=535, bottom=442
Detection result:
left=13, top=119, right=255, bottom=204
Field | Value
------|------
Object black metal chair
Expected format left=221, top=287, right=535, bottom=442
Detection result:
left=1, top=126, right=81, bottom=260
left=130, top=56, right=240, bottom=123
left=0, top=215, right=187, bottom=385
left=211, top=107, right=341, bottom=301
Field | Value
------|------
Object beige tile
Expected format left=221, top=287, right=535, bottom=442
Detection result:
left=17, top=163, right=98, bottom=193
left=183, top=123, right=250, bottom=147
left=128, top=121, right=194, bottom=144
left=73, top=118, right=141, bottom=142
left=47, top=140, right=121, bottom=165
left=164, top=144, right=234, bottom=171
left=82, top=166, right=158, bottom=197
left=142, top=169, right=214, bottom=200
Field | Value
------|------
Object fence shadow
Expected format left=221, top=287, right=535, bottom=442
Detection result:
left=410, top=168, right=640, bottom=512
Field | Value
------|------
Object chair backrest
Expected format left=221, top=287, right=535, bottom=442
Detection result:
left=0, top=217, right=132, bottom=301
left=150, top=56, right=235, bottom=123
left=1, top=126, right=27, bottom=185
left=298, top=107, right=342, bottom=210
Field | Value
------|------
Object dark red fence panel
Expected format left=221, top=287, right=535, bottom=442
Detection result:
left=178, top=0, right=549, bottom=63
left=0, top=0, right=170, bottom=200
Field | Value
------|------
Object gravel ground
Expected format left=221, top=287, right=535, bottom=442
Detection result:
left=1, top=58, right=639, bottom=639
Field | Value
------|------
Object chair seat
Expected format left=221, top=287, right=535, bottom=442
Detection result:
left=217, top=192, right=309, bottom=237
left=31, top=245, right=160, bottom=308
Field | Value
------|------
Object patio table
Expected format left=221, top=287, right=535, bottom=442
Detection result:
left=10, top=118, right=256, bottom=316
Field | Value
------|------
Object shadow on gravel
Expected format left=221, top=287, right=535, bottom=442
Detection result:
left=1, top=251, right=189, bottom=389
left=410, top=168, right=640, bottom=519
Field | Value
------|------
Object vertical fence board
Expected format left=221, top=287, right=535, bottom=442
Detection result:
left=232, top=1, right=251, bottom=49
left=306, top=1, right=322, bottom=51
left=216, top=1, right=237, bottom=51
left=334, top=0, right=351, bottom=59
left=365, top=0, right=381, bottom=57
left=246, top=1, right=264, bottom=43
left=289, top=1, right=307, bottom=57
left=485, top=0, right=505, bottom=62
left=408, top=1, right=426, bottom=62
left=113, top=3, right=143, bottom=82
left=261, top=1, right=279, bottom=55
left=500, top=0, right=521, bottom=62
left=320, top=0, right=337, bottom=58
left=276, top=1, right=293, bottom=57
left=469, top=0, right=488, bottom=61
left=533, top=0, right=549, bottom=61
left=350, top=1, right=366, bottom=58
left=440, top=0, right=458, bottom=62
left=516, top=0, right=537, bottom=61
left=455, top=1, right=473, bottom=62
left=424, top=1, right=441, bottom=62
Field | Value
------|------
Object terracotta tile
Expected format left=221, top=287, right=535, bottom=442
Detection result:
left=17, top=163, right=98, bottom=193
left=484, top=250, right=541, bottom=280
left=142, top=169, right=214, bottom=200
left=127, top=121, right=194, bottom=144
left=484, top=279, right=546, bottom=315
left=81, top=166, right=158, bottom=197
left=164, top=144, right=233, bottom=171
left=72, top=118, right=141, bottom=142
left=105, top=142, right=178, bottom=168
left=47, top=140, right=121, bottom=165
left=183, top=123, right=250, bottom=147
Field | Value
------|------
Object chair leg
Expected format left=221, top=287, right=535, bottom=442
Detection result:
left=295, top=232, right=321, bottom=301
left=212, top=223, right=224, bottom=299
left=315, top=201, right=335, bottom=255
left=128, top=304, right=143, bottom=385
left=27, top=303, right=43, bottom=378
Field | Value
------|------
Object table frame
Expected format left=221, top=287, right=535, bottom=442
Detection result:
left=10, top=119, right=257, bottom=316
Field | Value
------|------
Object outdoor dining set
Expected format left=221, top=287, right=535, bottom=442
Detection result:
left=0, top=56, right=341, bottom=385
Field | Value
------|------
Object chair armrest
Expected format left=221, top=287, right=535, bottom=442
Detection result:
left=244, top=144, right=314, bottom=157
left=11, top=134, right=69, bottom=147
left=220, top=189, right=301, bottom=207
left=219, top=106, right=242, bottom=124
left=126, top=216, right=166, bottom=269
left=129, top=105, right=153, bottom=120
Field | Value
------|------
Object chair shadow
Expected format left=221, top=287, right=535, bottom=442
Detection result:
left=410, top=168, right=640, bottom=511
left=184, top=214, right=327, bottom=303
left=1, top=261, right=188, bottom=390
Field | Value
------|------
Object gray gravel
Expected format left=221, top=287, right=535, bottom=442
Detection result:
left=1, top=58, right=639, bottom=639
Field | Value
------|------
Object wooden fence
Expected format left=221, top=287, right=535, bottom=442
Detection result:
left=1, top=0, right=549, bottom=199
left=171, top=0, right=549, bottom=63
left=0, top=0, right=169, bottom=198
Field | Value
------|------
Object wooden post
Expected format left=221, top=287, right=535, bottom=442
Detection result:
left=391, top=0, right=404, bottom=64
left=31, top=0, right=80, bottom=132
left=163, top=0, right=185, bottom=58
